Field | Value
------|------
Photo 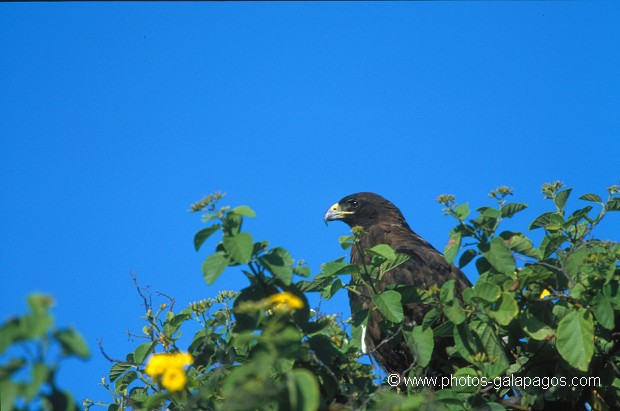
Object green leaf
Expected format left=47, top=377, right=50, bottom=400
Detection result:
left=459, top=249, right=477, bottom=268
left=230, top=205, right=256, bottom=218
left=592, top=293, right=615, bottom=331
left=453, top=323, right=480, bottom=363
left=529, top=211, right=557, bottom=230
left=0, top=319, right=21, bottom=354
left=556, top=309, right=594, bottom=372
left=407, top=326, right=434, bottom=367
left=202, top=251, right=230, bottom=284
left=366, top=244, right=396, bottom=261
left=579, top=193, right=602, bottom=204
left=54, top=327, right=90, bottom=359
left=481, top=237, right=515, bottom=274
left=194, top=225, right=221, bottom=251
left=501, top=202, right=528, bottom=218
left=440, top=280, right=456, bottom=303
left=289, top=368, right=320, bottom=411
left=23, top=362, right=48, bottom=401
left=607, top=198, right=620, bottom=211
left=519, top=309, right=555, bottom=341
left=443, top=301, right=466, bottom=324
left=554, top=188, right=572, bottom=211
left=443, top=231, right=461, bottom=264
left=133, top=341, right=156, bottom=364
left=260, top=247, right=295, bottom=285
left=500, top=232, right=540, bottom=259
left=478, top=207, right=501, bottom=218
left=474, top=281, right=501, bottom=303
left=223, top=232, right=254, bottom=264
left=109, top=362, right=132, bottom=383
left=454, top=203, right=470, bottom=220
left=487, top=293, right=518, bottom=326
left=371, top=290, right=403, bottom=323
left=320, top=260, right=358, bottom=277
left=470, top=321, right=509, bottom=368
left=115, top=370, right=138, bottom=392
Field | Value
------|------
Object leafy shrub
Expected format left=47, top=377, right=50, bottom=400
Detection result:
left=0, top=294, right=90, bottom=411
left=87, top=184, right=619, bottom=410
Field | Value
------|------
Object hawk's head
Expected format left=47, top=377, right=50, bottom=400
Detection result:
left=323, top=192, right=404, bottom=228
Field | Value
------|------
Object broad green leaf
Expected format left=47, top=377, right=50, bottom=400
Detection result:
left=481, top=237, right=515, bottom=274
left=565, top=248, right=588, bottom=278
left=443, top=301, right=466, bottom=325
left=422, top=306, right=442, bottom=327
left=230, top=205, right=256, bottom=218
left=115, top=370, right=138, bottom=392
left=579, top=193, right=603, bottom=203
left=453, top=323, right=480, bottom=363
left=556, top=309, right=594, bottom=372
left=22, top=362, right=48, bottom=401
left=293, top=265, right=311, bottom=277
left=371, top=290, right=403, bottom=323
left=202, top=251, right=230, bottom=284
left=529, top=212, right=557, bottom=230
left=566, top=206, right=593, bottom=225
left=443, top=231, right=461, bottom=264
left=500, top=232, right=540, bottom=259
left=366, top=244, right=396, bottom=261
left=320, top=260, right=357, bottom=277
left=501, top=202, right=528, bottom=218
left=109, top=362, right=132, bottom=382
left=519, top=310, right=555, bottom=341
left=133, top=341, right=156, bottom=364
left=440, top=280, right=456, bottom=303
left=129, top=387, right=149, bottom=402
left=408, top=326, right=434, bottom=367
left=454, top=202, right=470, bottom=220
left=474, top=281, right=501, bottom=303
left=470, top=321, right=509, bottom=368
left=223, top=232, right=254, bottom=264
left=592, top=293, right=615, bottom=331
left=538, top=234, right=568, bottom=259
left=193, top=225, right=221, bottom=251
left=488, top=293, right=518, bottom=326
left=607, top=198, right=620, bottom=211
left=554, top=188, right=572, bottom=211
left=289, top=368, right=320, bottom=411
left=54, top=327, right=90, bottom=359
left=478, top=207, right=501, bottom=218
left=260, top=247, right=295, bottom=285
left=459, top=249, right=477, bottom=268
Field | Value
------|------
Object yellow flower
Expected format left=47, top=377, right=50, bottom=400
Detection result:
left=539, top=289, right=551, bottom=299
left=145, top=352, right=193, bottom=392
left=267, top=291, right=304, bottom=310
left=161, top=367, right=187, bottom=392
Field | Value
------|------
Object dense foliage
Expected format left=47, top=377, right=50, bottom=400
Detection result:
left=1, top=183, right=619, bottom=410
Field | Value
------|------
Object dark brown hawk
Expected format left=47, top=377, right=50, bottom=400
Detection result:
left=324, top=192, right=472, bottom=377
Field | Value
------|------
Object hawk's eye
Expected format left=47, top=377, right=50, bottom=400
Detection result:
left=346, top=199, right=359, bottom=208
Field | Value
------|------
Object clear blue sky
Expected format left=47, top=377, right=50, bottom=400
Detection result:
left=1, top=2, right=619, bottom=406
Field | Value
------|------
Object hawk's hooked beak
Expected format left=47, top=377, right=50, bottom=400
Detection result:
left=323, top=202, right=354, bottom=225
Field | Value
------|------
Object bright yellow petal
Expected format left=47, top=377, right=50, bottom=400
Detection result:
left=539, top=289, right=551, bottom=298
left=267, top=292, right=304, bottom=310
left=161, top=367, right=187, bottom=392
left=145, top=354, right=168, bottom=377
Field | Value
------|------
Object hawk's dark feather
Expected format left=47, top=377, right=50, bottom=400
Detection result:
left=325, top=192, right=472, bottom=376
